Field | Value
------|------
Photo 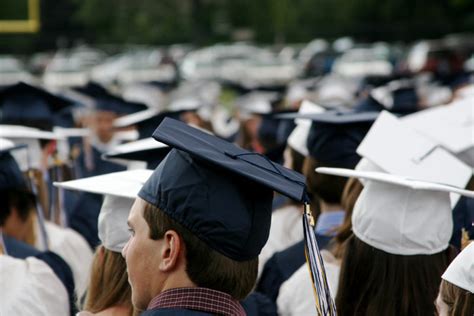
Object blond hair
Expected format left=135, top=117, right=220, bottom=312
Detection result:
left=84, top=245, right=137, bottom=315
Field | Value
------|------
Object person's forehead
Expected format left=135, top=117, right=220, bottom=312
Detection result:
left=128, top=197, right=146, bottom=222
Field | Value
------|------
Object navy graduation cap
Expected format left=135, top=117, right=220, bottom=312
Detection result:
left=305, top=111, right=379, bottom=169
left=0, top=82, right=75, bottom=130
left=0, top=150, right=28, bottom=191
left=276, top=110, right=379, bottom=169
left=74, top=82, right=147, bottom=115
left=139, top=118, right=337, bottom=314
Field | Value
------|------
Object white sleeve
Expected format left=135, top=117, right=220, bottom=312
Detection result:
left=0, top=255, right=70, bottom=316
left=277, top=251, right=341, bottom=316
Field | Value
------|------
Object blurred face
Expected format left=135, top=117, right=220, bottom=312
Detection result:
left=122, top=198, right=164, bottom=310
left=92, top=110, right=117, bottom=143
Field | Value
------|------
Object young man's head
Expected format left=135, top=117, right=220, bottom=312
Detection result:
left=122, top=148, right=274, bottom=310
left=123, top=197, right=259, bottom=310
left=90, top=109, right=118, bottom=144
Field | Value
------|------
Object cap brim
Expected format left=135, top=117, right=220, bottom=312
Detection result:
left=53, top=127, right=90, bottom=138
left=103, top=138, right=169, bottom=161
left=114, top=108, right=162, bottom=128
left=54, top=169, right=153, bottom=198
left=316, top=167, right=474, bottom=198
left=275, top=110, right=380, bottom=123
left=0, top=125, right=64, bottom=140
left=0, top=138, right=27, bottom=152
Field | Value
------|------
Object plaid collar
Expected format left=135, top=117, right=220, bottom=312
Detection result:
left=147, top=287, right=246, bottom=316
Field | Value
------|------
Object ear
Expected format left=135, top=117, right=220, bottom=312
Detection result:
left=158, top=230, right=183, bottom=272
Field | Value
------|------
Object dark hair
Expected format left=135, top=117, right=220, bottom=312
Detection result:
left=303, top=157, right=347, bottom=205
left=336, top=235, right=456, bottom=316
left=143, top=202, right=258, bottom=300
left=0, top=189, right=36, bottom=226
left=438, top=278, right=474, bottom=316
left=289, top=147, right=305, bottom=174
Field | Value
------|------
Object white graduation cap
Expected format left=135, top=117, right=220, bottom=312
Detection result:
left=287, top=100, right=325, bottom=156
left=0, top=125, right=64, bottom=170
left=0, top=138, right=18, bottom=152
left=402, top=98, right=474, bottom=155
left=54, top=169, right=153, bottom=252
left=316, top=167, right=474, bottom=255
left=104, top=137, right=168, bottom=158
left=167, top=97, right=202, bottom=112
left=370, top=79, right=412, bottom=109
left=113, top=108, right=162, bottom=128
left=236, top=91, right=278, bottom=119
left=115, top=130, right=139, bottom=142
left=442, top=242, right=474, bottom=293
left=357, top=110, right=472, bottom=207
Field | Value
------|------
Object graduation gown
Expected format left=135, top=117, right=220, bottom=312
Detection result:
left=3, top=235, right=76, bottom=315
left=0, top=255, right=70, bottom=316
left=451, top=196, right=474, bottom=249
left=277, top=249, right=341, bottom=315
left=36, top=221, right=94, bottom=299
left=256, top=234, right=332, bottom=302
left=258, top=204, right=302, bottom=276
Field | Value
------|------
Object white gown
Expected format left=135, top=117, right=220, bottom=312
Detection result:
left=258, top=204, right=303, bottom=277
left=36, top=221, right=94, bottom=298
left=0, top=255, right=70, bottom=316
left=277, top=250, right=341, bottom=316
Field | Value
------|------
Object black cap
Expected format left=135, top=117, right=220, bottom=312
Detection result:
left=0, top=82, right=75, bottom=130
left=304, top=111, right=380, bottom=168
left=74, top=82, right=147, bottom=114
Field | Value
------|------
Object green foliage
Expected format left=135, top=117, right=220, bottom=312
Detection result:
left=1, top=0, right=474, bottom=53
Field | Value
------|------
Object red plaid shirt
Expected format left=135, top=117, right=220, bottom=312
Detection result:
left=146, top=287, right=246, bottom=316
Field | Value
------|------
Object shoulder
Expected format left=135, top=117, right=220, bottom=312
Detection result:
left=0, top=255, right=70, bottom=316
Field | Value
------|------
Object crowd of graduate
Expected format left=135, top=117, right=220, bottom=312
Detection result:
left=0, top=38, right=473, bottom=316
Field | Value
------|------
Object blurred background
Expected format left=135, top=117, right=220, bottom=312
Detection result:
left=1, top=0, right=474, bottom=95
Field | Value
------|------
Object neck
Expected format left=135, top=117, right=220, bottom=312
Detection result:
left=154, top=273, right=197, bottom=298
left=319, top=201, right=343, bottom=213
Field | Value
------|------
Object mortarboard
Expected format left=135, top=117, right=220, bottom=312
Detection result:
left=442, top=242, right=474, bottom=293
left=102, top=138, right=171, bottom=169
left=74, top=82, right=147, bottom=115
left=402, top=98, right=474, bottom=155
left=287, top=100, right=326, bottom=157
left=301, top=111, right=380, bottom=168
left=0, top=82, right=75, bottom=130
left=139, top=117, right=337, bottom=314
left=236, top=91, right=280, bottom=119
left=0, top=144, right=28, bottom=191
left=316, top=167, right=474, bottom=255
left=114, top=109, right=183, bottom=140
left=54, top=170, right=153, bottom=252
left=0, top=125, right=64, bottom=171
left=368, top=79, right=419, bottom=114
left=357, top=110, right=472, bottom=207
